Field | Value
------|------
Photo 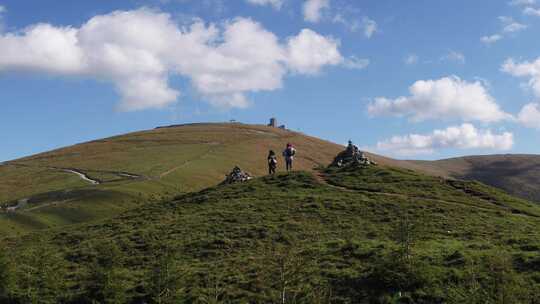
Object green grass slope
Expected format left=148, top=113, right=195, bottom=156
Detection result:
left=0, top=123, right=342, bottom=236
left=411, top=154, right=540, bottom=203
left=1, top=165, right=539, bottom=303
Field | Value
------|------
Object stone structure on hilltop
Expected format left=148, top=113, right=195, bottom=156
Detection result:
left=332, top=140, right=376, bottom=167
left=222, top=166, right=253, bottom=184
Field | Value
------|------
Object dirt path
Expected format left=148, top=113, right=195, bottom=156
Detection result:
left=7, top=162, right=144, bottom=184
left=22, top=198, right=77, bottom=212
left=159, top=147, right=217, bottom=179
left=58, top=168, right=100, bottom=185
left=314, top=171, right=355, bottom=192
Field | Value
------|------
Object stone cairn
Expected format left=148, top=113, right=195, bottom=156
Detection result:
left=331, top=141, right=376, bottom=167
left=222, top=166, right=253, bottom=184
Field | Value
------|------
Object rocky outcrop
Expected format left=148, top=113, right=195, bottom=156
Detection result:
left=331, top=142, right=376, bottom=167
left=222, top=166, right=253, bottom=184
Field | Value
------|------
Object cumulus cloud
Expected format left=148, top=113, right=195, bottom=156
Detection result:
left=343, top=56, right=369, bottom=70
left=368, top=76, right=512, bottom=123
left=0, top=24, right=85, bottom=74
left=0, top=8, right=345, bottom=111
left=502, top=57, right=540, bottom=97
left=523, top=7, right=540, bottom=16
left=441, top=50, right=465, bottom=64
left=481, top=34, right=502, bottom=44
left=332, top=13, right=378, bottom=38
left=376, top=123, right=514, bottom=156
left=361, top=17, right=377, bottom=38
left=518, top=103, right=540, bottom=129
left=500, top=16, right=528, bottom=32
left=480, top=16, right=527, bottom=44
left=286, top=28, right=342, bottom=74
left=245, top=0, right=284, bottom=10
left=303, top=0, right=330, bottom=23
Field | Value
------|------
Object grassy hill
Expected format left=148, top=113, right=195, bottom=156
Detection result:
left=1, top=164, right=539, bottom=303
left=410, top=154, right=540, bottom=203
left=0, top=123, right=342, bottom=236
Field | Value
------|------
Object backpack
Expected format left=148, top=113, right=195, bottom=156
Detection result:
left=285, top=147, right=295, bottom=157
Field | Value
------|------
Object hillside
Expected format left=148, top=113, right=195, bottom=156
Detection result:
left=1, top=165, right=539, bottom=303
left=410, top=154, right=540, bottom=203
left=0, top=123, right=342, bottom=236
left=4, top=122, right=540, bottom=238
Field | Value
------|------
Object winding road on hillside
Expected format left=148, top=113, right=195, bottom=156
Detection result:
left=6, top=162, right=145, bottom=185
left=58, top=168, right=100, bottom=184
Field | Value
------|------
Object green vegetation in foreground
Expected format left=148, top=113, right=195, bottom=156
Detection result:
left=1, top=165, right=540, bottom=303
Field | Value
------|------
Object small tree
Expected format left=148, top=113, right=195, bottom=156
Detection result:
left=393, top=208, right=418, bottom=265
left=372, top=205, right=426, bottom=300
left=257, top=239, right=319, bottom=304
left=445, top=256, right=488, bottom=304
left=146, top=249, right=190, bottom=304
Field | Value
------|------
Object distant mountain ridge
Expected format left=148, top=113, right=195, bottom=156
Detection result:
left=409, top=154, right=540, bottom=203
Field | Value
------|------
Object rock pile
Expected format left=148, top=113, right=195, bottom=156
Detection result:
left=332, top=141, right=376, bottom=167
left=222, top=166, right=253, bottom=184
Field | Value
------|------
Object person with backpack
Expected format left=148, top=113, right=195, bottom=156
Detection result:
left=282, top=143, right=296, bottom=172
left=267, top=150, right=278, bottom=175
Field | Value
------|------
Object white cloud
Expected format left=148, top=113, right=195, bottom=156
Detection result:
left=404, top=54, right=418, bottom=65
left=245, top=0, right=284, bottom=10
left=303, top=0, right=330, bottom=23
left=332, top=14, right=377, bottom=38
left=510, top=0, right=536, bottom=6
left=361, top=17, right=377, bottom=38
left=502, top=57, right=540, bottom=97
left=332, top=14, right=356, bottom=31
left=442, top=50, right=465, bottom=64
left=499, top=16, right=528, bottom=32
left=0, top=8, right=345, bottom=111
left=286, top=28, right=342, bottom=74
left=0, top=24, right=86, bottom=74
left=523, top=6, right=540, bottom=16
left=480, top=16, right=527, bottom=45
left=368, top=76, right=512, bottom=123
left=0, top=5, right=5, bottom=14
left=481, top=34, right=502, bottom=44
left=376, top=123, right=514, bottom=156
left=518, top=103, right=540, bottom=129
left=343, top=56, right=369, bottom=70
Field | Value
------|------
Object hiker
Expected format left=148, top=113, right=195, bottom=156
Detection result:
left=267, top=150, right=278, bottom=175
left=347, top=140, right=354, bottom=153
left=282, top=143, right=296, bottom=172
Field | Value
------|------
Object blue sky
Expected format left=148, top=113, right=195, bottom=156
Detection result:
left=2, top=0, right=540, bottom=162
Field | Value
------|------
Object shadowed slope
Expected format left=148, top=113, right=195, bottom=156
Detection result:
left=410, top=154, right=540, bottom=203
